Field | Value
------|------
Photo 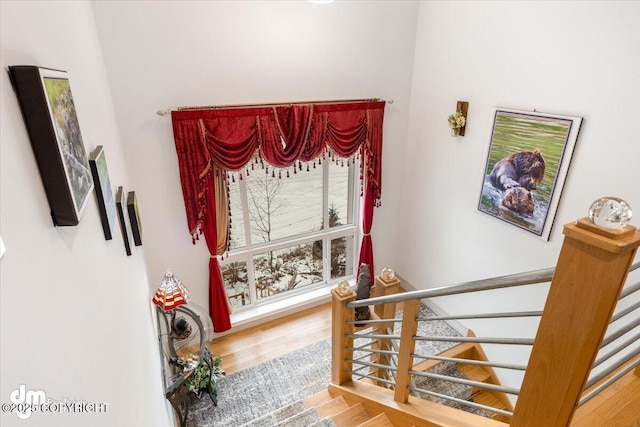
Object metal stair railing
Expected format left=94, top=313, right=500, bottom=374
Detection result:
left=579, top=261, right=640, bottom=407
left=341, top=260, right=640, bottom=421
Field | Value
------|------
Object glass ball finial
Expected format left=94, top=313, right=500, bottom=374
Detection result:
left=588, top=197, right=632, bottom=229
left=381, top=268, right=395, bottom=280
left=337, top=280, right=351, bottom=294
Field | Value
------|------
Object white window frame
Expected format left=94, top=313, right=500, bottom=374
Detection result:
left=222, top=157, right=361, bottom=311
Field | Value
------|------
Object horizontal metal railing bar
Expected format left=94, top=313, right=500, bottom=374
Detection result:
left=594, top=334, right=640, bottom=368
left=347, top=347, right=399, bottom=357
left=585, top=350, right=640, bottom=389
left=580, top=358, right=640, bottom=407
left=352, top=341, right=375, bottom=351
left=417, top=310, right=543, bottom=321
left=348, top=333, right=535, bottom=346
left=347, top=333, right=401, bottom=340
left=347, top=267, right=555, bottom=308
left=620, top=280, right=640, bottom=299
left=412, top=354, right=527, bottom=371
left=348, top=318, right=402, bottom=325
left=407, top=386, right=514, bottom=418
left=630, top=260, right=640, bottom=272
left=414, top=336, right=535, bottom=346
left=601, top=316, right=640, bottom=347
left=410, top=370, right=520, bottom=395
left=351, top=372, right=395, bottom=386
left=347, top=359, right=397, bottom=372
left=611, top=300, right=640, bottom=323
left=351, top=352, right=374, bottom=363
left=351, top=365, right=370, bottom=376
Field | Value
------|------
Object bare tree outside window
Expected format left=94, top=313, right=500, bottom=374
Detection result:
left=247, top=171, right=284, bottom=244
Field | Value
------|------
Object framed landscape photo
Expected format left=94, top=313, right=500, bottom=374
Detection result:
left=478, top=108, right=582, bottom=240
left=116, top=186, right=132, bottom=256
left=89, top=146, right=115, bottom=240
left=127, top=191, right=143, bottom=246
left=9, top=66, right=93, bottom=226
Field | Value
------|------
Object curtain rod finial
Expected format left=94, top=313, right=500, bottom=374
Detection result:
left=157, top=109, right=171, bottom=116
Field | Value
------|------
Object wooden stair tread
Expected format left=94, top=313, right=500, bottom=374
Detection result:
left=413, top=342, right=476, bottom=371
left=303, top=389, right=335, bottom=408
left=472, top=390, right=509, bottom=412
left=331, top=403, right=372, bottom=427
left=458, top=364, right=492, bottom=384
left=358, top=412, right=395, bottom=427
left=315, top=395, right=350, bottom=418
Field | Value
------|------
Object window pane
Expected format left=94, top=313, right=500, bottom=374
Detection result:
left=328, top=158, right=353, bottom=227
left=227, top=178, right=246, bottom=250
left=331, top=235, right=355, bottom=279
left=254, top=241, right=323, bottom=300
left=246, top=166, right=322, bottom=243
left=221, top=260, right=250, bottom=309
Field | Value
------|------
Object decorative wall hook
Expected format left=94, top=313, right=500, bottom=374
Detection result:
left=457, top=101, right=469, bottom=136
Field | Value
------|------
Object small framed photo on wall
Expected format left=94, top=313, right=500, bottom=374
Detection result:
left=116, top=186, right=132, bottom=256
left=89, top=146, right=116, bottom=240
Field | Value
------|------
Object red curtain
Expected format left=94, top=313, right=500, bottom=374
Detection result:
left=171, top=101, right=384, bottom=332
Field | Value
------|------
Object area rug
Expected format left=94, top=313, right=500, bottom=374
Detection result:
left=187, top=305, right=462, bottom=426
left=187, top=338, right=331, bottom=426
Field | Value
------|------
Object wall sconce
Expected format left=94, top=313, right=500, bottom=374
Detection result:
left=448, top=101, right=469, bottom=137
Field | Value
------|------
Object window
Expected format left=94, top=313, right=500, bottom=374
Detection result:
left=221, top=156, right=359, bottom=310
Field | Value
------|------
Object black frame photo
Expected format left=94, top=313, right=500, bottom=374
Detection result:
left=127, top=191, right=143, bottom=246
left=89, top=146, right=116, bottom=240
left=116, top=186, right=132, bottom=256
left=9, top=65, right=93, bottom=226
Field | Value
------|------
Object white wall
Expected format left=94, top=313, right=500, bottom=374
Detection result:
left=91, top=0, right=419, bottom=310
left=400, top=1, right=640, bottom=393
left=0, top=1, right=171, bottom=426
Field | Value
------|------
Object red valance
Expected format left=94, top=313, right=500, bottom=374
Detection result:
left=171, top=100, right=385, bottom=332
left=172, top=101, right=384, bottom=238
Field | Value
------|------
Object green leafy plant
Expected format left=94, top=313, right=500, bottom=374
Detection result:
left=185, top=355, right=225, bottom=398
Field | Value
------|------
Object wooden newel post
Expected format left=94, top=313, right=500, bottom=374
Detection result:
left=331, top=286, right=356, bottom=385
left=370, top=274, right=400, bottom=383
left=511, top=218, right=640, bottom=427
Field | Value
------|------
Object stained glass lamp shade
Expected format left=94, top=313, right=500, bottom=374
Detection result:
left=152, top=270, right=190, bottom=311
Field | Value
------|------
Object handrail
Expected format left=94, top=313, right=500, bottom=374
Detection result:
left=331, top=229, right=639, bottom=426
left=348, top=267, right=555, bottom=308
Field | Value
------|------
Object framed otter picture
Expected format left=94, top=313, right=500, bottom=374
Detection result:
left=478, top=108, right=582, bottom=240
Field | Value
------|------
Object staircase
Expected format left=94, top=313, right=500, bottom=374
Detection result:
left=239, top=389, right=403, bottom=427
left=236, top=337, right=514, bottom=427
left=412, top=339, right=513, bottom=423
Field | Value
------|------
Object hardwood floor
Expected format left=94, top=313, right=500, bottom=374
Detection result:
left=208, top=303, right=640, bottom=426
left=208, top=302, right=332, bottom=374
left=571, top=360, right=640, bottom=427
